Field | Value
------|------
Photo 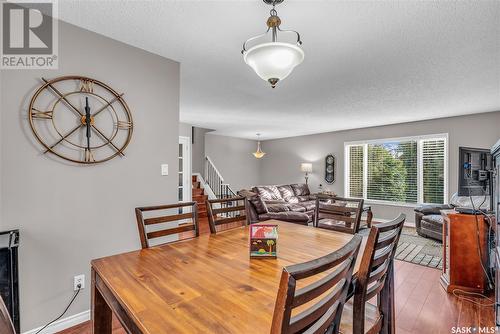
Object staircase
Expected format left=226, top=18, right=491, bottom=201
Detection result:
left=192, top=175, right=208, bottom=218
left=204, top=156, right=236, bottom=199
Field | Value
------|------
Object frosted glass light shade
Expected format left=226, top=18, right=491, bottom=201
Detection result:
left=244, top=42, right=304, bottom=87
left=253, top=141, right=266, bottom=159
left=300, top=163, right=312, bottom=173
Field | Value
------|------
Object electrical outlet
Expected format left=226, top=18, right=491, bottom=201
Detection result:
left=74, top=274, right=85, bottom=291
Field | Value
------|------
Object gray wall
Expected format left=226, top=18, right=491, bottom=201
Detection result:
left=179, top=123, right=213, bottom=174
left=260, top=111, right=500, bottom=223
left=205, top=134, right=261, bottom=191
left=0, top=21, right=180, bottom=331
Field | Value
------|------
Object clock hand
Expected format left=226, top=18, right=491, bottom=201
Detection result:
left=42, top=77, right=118, bottom=153
left=84, top=97, right=91, bottom=151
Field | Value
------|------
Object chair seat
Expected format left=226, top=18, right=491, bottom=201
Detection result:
left=339, top=300, right=380, bottom=334
left=317, top=219, right=352, bottom=228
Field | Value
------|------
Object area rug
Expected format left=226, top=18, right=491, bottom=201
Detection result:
left=395, top=227, right=443, bottom=269
left=358, top=226, right=443, bottom=269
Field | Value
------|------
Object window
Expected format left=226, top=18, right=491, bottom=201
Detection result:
left=345, top=134, right=447, bottom=205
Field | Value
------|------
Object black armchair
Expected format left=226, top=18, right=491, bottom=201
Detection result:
left=414, top=204, right=454, bottom=241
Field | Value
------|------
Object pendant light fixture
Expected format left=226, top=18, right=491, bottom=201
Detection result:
left=242, top=0, right=304, bottom=88
left=253, top=134, right=266, bottom=159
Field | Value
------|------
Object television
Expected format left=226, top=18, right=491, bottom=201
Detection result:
left=458, top=147, right=493, bottom=197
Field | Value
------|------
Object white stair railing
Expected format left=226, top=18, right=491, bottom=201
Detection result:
left=204, top=156, right=237, bottom=199
left=204, top=156, right=241, bottom=219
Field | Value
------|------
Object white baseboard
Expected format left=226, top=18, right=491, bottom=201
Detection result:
left=23, top=310, right=90, bottom=334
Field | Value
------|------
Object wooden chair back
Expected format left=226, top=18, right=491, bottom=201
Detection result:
left=135, top=201, right=199, bottom=249
left=206, top=196, right=247, bottom=234
left=352, top=213, right=405, bottom=334
left=314, top=196, right=364, bottom=234
left=0, top=297, right=15, bottom=334
left=271, top=235, right=362, bottom=334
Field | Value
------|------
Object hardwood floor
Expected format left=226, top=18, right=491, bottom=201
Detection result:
left=58, top=259, right=494, bottom=334
left=393, top=260, right=494, bottom=334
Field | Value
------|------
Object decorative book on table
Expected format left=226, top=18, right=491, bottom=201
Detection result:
left=250, top=224, right=278, bottom=258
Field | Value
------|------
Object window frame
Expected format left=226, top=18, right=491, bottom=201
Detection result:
left=344, top=133, right=449, bottom=207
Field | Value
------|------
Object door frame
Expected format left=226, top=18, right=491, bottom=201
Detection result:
left=179, top=136, right=192, bottom=203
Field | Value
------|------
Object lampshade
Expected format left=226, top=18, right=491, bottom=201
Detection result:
left=253, top=135, right=266, bottom=159
left=253, top=149, right=266, bottom=159
left=244, top=42, right=304, bottom=88
left=300, top=163, right=312, bottom=173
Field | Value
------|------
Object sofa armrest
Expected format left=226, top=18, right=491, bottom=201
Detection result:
left=414, top=211, right=424, bottom=230
left=414, top=204, right=454, bottom=215
left=244, top=198, right=260, bottom=225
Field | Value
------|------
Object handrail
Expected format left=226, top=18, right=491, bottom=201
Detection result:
left=204, top=157, right=237, bottom=200
left=222, top=184, right=237, bottom=197
left=205, top=156, right=225, bottom=183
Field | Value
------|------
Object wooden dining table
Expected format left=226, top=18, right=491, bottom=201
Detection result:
left=91, top=220, right=395, bottom=334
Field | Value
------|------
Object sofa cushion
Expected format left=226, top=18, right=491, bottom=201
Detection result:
left=422, top=214, right=443, bottom=226
left=296, top=201, right=316, bottom=212
left=259, top=211, right=309, bottom=224
left=287, top=204, right=307, bottom=212
left=267, top=203, right=290, bottom=213
left=291, top=183, right=311, bottom=196
left=297, top=195, right=312, bottom=202
left=248, top=196, right=268, bottom=214
left=253, top=186, right=283, bottom=201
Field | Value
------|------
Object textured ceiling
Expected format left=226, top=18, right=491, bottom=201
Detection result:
left=59, top=0, right=500, bottom=140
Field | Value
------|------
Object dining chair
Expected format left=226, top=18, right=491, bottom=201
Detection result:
left=206, top=196, right=247, bottom=234
left=314, top=197, right=364, bottom=234
left=135, top=201, right=199, bottom=249
left=271, top=235, right=362, bottom=334
left=0, top=297, right=15, bottom=334
left=341, top=213, right=406, bottom=334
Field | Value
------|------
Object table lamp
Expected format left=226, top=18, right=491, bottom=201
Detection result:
left=300, top=163, right=313, bottom=184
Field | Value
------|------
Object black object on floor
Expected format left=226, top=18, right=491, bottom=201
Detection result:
left=0, top=230, right=19, bottom=333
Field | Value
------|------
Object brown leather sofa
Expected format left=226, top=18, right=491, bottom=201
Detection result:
left=238, top=184, right=317, bottom=225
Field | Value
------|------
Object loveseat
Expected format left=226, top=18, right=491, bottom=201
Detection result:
left=414, top=204, right=453, bottom=241
left=238, top=184, right=317, bottom=225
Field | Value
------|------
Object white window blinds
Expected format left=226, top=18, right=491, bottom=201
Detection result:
left=348, top=145, right=364, bottom=198
left=346, top=135, right=447, bottom=205
left=422, top=138, right=446, bottom=204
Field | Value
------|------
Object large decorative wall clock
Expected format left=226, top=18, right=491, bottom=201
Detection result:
left=28, top=76, right=133, bottom=164
left=325, top=154, right=335, bottom=184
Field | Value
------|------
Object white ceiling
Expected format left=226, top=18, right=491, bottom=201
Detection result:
left=59, top=0, right=500, bottom=140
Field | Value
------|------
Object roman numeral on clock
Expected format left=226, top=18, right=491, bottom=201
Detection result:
left=31, top=108, right=53, bottom=119
left=117, top=121, right=132, bottom=129
left=84, top=148, right=95, bottom=162
left=80, top=79, right=94, bottom=93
